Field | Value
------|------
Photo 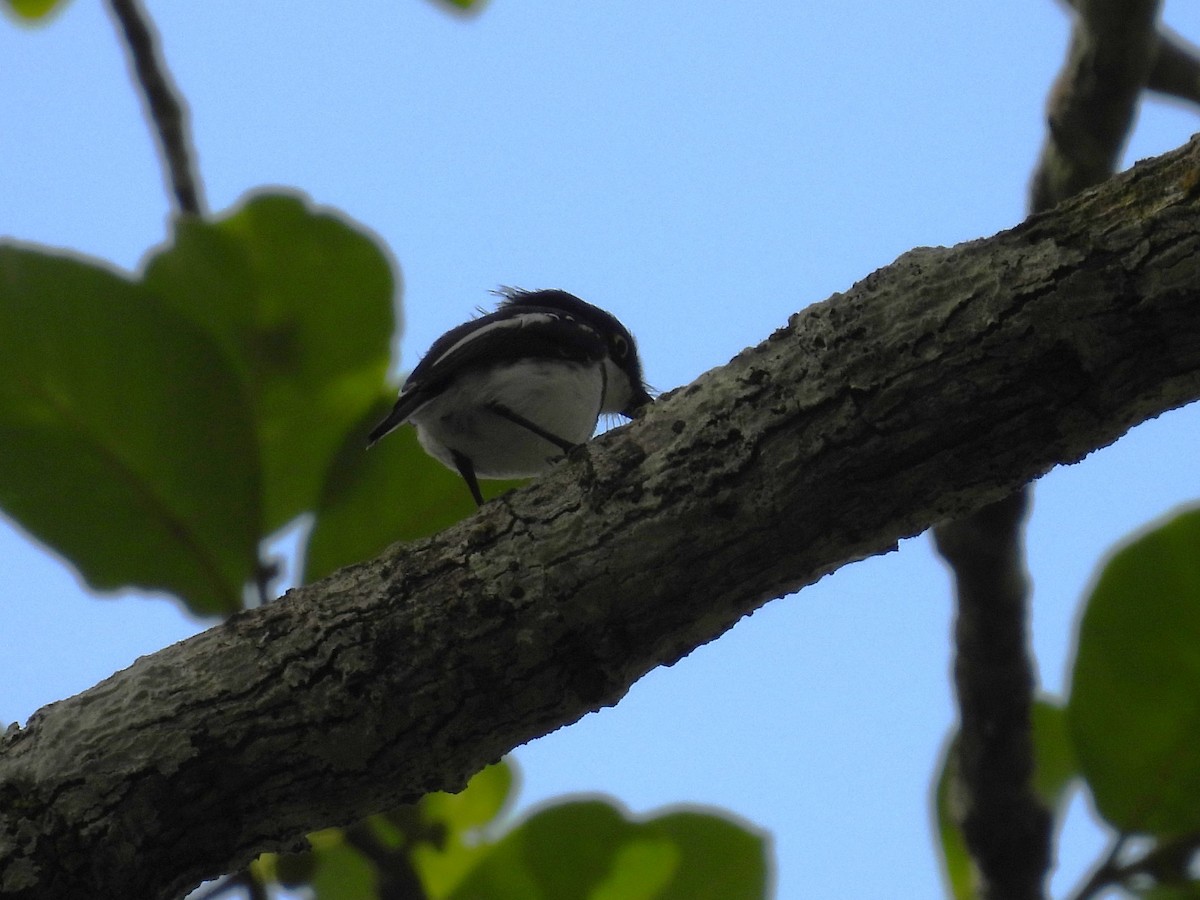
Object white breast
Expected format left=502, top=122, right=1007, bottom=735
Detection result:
left=409, top=359, right=606, bottom=479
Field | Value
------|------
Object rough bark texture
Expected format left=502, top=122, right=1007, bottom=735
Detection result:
left=935, top=1, right=1177, bottom=895
left=941, top=5, right=1200, bottom=896
left=4, top=136, right=1200, bottom=900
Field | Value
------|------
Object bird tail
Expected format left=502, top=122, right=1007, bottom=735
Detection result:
left=366, top=408, right=406, bottom=447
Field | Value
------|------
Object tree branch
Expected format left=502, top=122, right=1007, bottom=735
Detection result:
left=936, top=3, right=1190, bottom=895
left=106, top=0, right=204, bottom=216
left=1058, top=0, right=1200, bottom=108
left=1066, top=833, right=1129, bottom=900
left=1148, top=25, right=1200, bottom=106
left=4, top=135, right=1200, bottom=900
left=1033, top=0, right=1163, bottom=211
left=1068, top=831, right=1200, bottom=899
left=935, top=493, right=1049, bottom=899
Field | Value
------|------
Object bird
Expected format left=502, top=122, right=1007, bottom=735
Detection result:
left=368, top=288, right=652, bottom=507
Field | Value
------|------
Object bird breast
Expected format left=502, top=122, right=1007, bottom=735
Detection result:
left=409, top=359, right=606, bottom=479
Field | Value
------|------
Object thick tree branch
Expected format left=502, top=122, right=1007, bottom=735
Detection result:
left=106, top=0, right=204, bottom=216
left=4, top=136, right=1200, bottom=900
left=936, top=4, right=1191, bottom=896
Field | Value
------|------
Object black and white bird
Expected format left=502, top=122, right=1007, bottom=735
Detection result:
left=368, top=288, right=652, bottom=506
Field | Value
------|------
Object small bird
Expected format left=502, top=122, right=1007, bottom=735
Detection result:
left=368, top=288, right=652, bottom=506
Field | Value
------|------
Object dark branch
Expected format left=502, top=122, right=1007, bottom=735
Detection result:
left=935, top=494, right=1049, bottom=900
left=1067, top=833, right=1130, bottom=900
left=1059, top=0, right=1200, bottom=108
left=936, top=3, right=1184, bottom=896
left=4, top=135, right=1200, bottom=900
left=1068, top=831, right=1200, bottom=899
left=106, top=0, right=204, bottom=216
left=1032, top=0, right=1161, bottom=210
left=1148, top=26, right=1200, bottom=106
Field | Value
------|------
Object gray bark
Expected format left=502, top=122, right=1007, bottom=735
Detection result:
left=938, top=1, right=1176, bottom=895
left=4, top=135, right=1200, bottom=900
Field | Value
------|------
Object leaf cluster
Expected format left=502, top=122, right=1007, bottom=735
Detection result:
left=250, top=761, right=768, bottom=900
left=0, top=193, right=494, bottom=615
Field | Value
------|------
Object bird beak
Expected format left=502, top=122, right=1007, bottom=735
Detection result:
left=622, top=386, right=653, bottom=418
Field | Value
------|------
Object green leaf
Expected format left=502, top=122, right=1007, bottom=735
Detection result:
left=0, top=245, right=259, bottom=614
left=303, top=396, right=521, bottom=583
left=1140, top=885, right=1200, bottom=900
left=648, top=809, right=769, bottom=900
left=144, top=191, right=395, bottom=534
left=449, top=801, right=628, bottom=900
left=1067, top=505, right=1200, bottom=836
left=258, top=762, right=515, bottom=899
left=934, top=699, right=1077, bottom=899
left=3, top=0, right=67, bottom=21
left=446, top=799, right=769, bottom=900
left=257, top=764, right=766, bottom=900
left=415, top=761, right=518, bottom=897
left=422, top=760, right=515, bottom=837
left=429, top=0, right=484, bottom=10
left=1030, top=700, right=1078, bottom=809
left=300, top=829, right=379, bottom=900
left=589, top=837, right=678, bottom=900
left=933, top=740, right=977, bottom=900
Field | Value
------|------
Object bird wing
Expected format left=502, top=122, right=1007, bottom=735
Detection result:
left=367, top=305, right=606, bottom=445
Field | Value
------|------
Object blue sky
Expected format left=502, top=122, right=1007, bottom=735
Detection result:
left=3, top=1, right=1199, bottom=897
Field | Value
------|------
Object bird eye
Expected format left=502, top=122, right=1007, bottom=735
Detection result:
left=611, top=334, right=629, bottom=359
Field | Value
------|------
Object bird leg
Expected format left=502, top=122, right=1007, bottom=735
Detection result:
left=485, top=402, right=580, bottom=454
left=450, top=449, right=485, bottom=507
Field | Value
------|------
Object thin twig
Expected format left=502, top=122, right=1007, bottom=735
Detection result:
left=253, top=557, right=281, bottom=607
left=106, top=0, right=204, bottom=215
left=1067, top=833, right=1130, bottom=900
